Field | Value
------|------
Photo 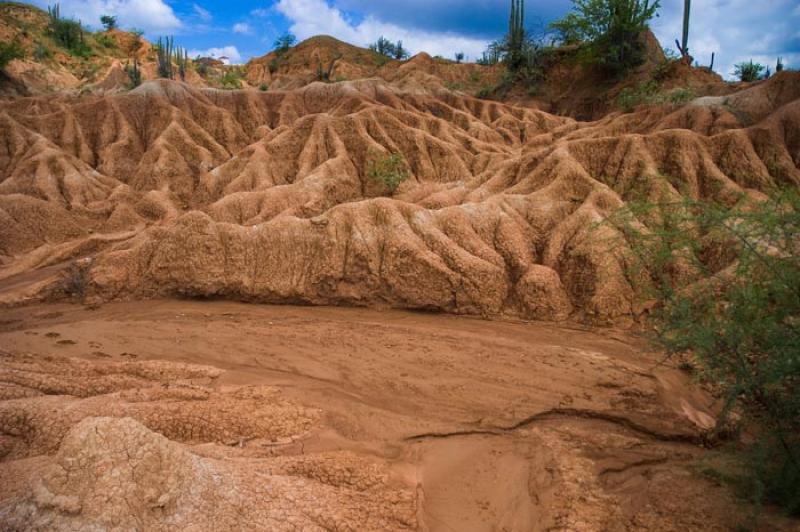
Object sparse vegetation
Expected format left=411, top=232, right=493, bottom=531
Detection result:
left=734, top=60, right=766, bottom=82
left=59, top=259, right=91, bottom=302
left=455, top=52, right=464, bottom=64
left=95, top=33, right=116, bottom=49
left=220, top=68, right=243, bottom=89
left=315, top=56, right=339, bottom=82
left=617, top=80, right=693, bottom=111
left=33, top=42, right=52, bottom=61
left=475, top=85, right=493, bottom=99
left=47, top=3, right=92, bottom=58
left=369, top=37, right=409, bottom=60
left=259, top=83, right=268, bottom=91
left=606, top=187, right=800, bottom=516
left=550, top=0, right=661, bottom=77
left=0, top=39, right=24, bottom=70
left=366, top=150, right=410, bottom=194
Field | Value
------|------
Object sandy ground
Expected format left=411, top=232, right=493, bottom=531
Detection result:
left=2, top=299, right=796, bottom=530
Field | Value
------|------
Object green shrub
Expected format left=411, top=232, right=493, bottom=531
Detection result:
left=0, top=40, right=24, bottom=69
left=475, top=85, right=494, bottom=99
left=220, top=69, right=242, bottom=89
left=550, top=0, right=661, bottom=77
left=33, top=42, right=52, bottom=61
left=616, top=79, right=660, bottom=111
left=95, top=33, right=117, bottom=49
left=605, top=187, right=800, bottom=516
left=734, top=60, right=766, bottom=82
left=258, top=83, right=268, bottom=91
left=366, top=151, right=410, bottom=194
left=668, top=87, right=694, bottom=104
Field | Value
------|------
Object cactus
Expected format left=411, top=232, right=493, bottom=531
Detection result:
left=125, top=56, right=142, bottom=88
left=156, top=36, right=174, bottom=79
left=176, top=47, right=188, bottom=81
left=506, top=0, right=527, bottom=72
left=678, top=0, right=690, bottom=59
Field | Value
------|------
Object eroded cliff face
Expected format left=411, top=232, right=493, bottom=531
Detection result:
left=2, top=73, right=798, bottom=322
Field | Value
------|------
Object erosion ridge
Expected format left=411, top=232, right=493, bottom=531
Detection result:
left=2, top=72, right=799, bottom=323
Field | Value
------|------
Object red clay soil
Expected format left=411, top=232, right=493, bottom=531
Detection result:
left=1, top=300, right=797, bottom=531
left=1, top=73, right=798, bottom=324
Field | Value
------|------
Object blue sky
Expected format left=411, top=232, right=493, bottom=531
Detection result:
left=31, top=0, right=800, bottom=78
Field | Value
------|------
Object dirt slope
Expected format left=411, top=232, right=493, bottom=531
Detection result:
left=1, top=72, right=798, bottom=323
left=1, top=300, right=797, bottom=530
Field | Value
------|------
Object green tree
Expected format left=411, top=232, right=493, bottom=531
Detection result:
left=606, top=187, right=800, bottom=515
left=734, top=60, right=766, bottom=82
left=549, top=0, right=661, bottom=76
left=273, top=33, right=297, bottom=56
left=100, top=14, right=117, bottom=31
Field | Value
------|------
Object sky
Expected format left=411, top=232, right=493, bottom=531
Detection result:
left=29, top=0, right=800, bottom=78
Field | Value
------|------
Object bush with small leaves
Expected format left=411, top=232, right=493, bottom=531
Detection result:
left=366, top=151, right=410, bottom=194
left=60, top=259, right=92, bottom=302
left=734, top=60, right=766, bottom=82
left=604, top=186, right=800, bottom=516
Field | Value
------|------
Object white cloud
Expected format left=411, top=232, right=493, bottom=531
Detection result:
left=187, top=45, right=243, bottom=64
left=36, top=0, right=181, bottom=32
left=193, top=3, right=212, bottom=22
left=251, top=7, right=270, bottom=17
left=233, top=22, right=253, bottom=35
left=275, top=0, right=489, bottom=59
left=651, top=0, right=800, bottom=80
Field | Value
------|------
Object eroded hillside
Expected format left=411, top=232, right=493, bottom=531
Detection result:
left=1, top=72, right=799, bottom=324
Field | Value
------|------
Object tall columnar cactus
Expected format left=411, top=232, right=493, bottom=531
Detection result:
left=506, top=0, right=526, bottom=72
left=156, top=36, right=174, bottom=79
left=176, top=47, right=188, bottom=81
left=680, top=0, right=690, bottom=58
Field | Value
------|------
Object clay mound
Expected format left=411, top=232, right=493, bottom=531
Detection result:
left=244, top=35, right=503, bottom=95
left=1, top=73, right=798, bottom=322
left=0, top=350, right=417, bottom=530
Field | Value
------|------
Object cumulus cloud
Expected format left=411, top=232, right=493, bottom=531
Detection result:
left=275, top=0, right=798, bottom=76
left=650, top=0, right=799, bottom=78
left=187, top=45, right=242, bottom=64
left=275, top=0, right=489, bottom=59
left=33, top=0, right=181, bottom=32
left=233, top=22, right=252, bottom=35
